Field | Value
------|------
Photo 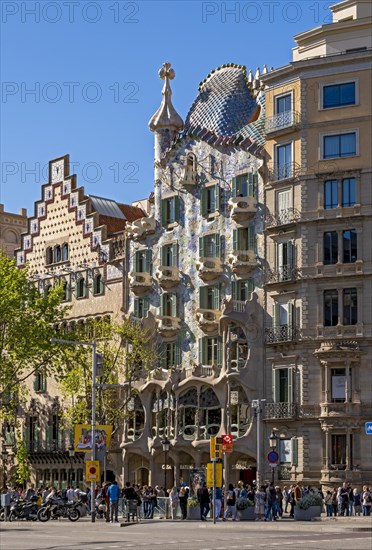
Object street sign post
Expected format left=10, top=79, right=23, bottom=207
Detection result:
left=365, top=422, right=372, bottom=434
left=221, top=434, right=233, bottom=453
left=86, top=460, right=100, bottom=482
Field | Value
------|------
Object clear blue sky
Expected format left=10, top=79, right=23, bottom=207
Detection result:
left=1, top=0, right=334, bottom=214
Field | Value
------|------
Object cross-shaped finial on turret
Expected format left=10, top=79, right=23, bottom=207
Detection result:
left=159, top=61, right=175, bottom=81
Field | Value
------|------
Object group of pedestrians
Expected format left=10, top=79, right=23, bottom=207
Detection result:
left=324, top=482, right=372, bottom=517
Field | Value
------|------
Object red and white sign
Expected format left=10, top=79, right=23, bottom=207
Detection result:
left=221, top=434, right=233, bottom=453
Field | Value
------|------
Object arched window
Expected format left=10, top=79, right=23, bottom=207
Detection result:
left=61, top=280, right=70, bottom=302
left=54, top=245, right=61, bottom=263
left=76, top=277, right=86, bottom=299
left=62, top=243, right=69, bottom=261
left=46, top=247, right=53, bottom=265
left=93, top=273, right=104, bottom=295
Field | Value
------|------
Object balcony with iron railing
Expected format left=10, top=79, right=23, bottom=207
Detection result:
left=265, top=265, right=300, bottom=285
left=196, top=257, right=224, bottom=282
left=264, top=402, right=298, bottom=420
left=265, top=207, right=301, bottom=229
left=228, top=196, right=257, bottom=223
left=265, top=110, right=301, bottom=134
left=266, top=324, right=298, bottom=344
left=266, top=162, right=302, bottom=183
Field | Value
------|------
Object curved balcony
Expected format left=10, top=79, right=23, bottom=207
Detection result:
left=265, top=208, right=301, bottom=229
left=228, top=196, right=257, bottom=223
left=156, top=315, right=181, bottom=338
left=196, top=257, right=224, bottom=282
left=128, top=271, right=152, bottom=295
left=228, top=249, right=257, bottom=276
left=196, top=308, right=222, bottom=333
left=265, top=110, right=301, bottom=134
left=126, top=216, right=156, bottom=240
left=155, top=266, right=181, bottom=289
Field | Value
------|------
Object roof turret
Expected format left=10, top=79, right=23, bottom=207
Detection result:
left=149, top=62, right=184, bottom=132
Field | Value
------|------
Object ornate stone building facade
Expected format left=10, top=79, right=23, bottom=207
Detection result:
left=261, top=0, right=372, bottom=486
left=8, top=155, right=144, bottom=487
left=0, top=204, right=28, bottom=259
left=122, top=61, right=267, bottom=486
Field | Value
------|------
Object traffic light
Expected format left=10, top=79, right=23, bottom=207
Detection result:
left=210, top=436, right=223, bottom=459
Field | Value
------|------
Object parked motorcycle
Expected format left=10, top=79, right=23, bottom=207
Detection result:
left=8, top=496, right=39, bottom=521
left=37, top=497, right=81, bottom=522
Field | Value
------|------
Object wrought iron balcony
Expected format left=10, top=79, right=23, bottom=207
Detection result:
left=126, top=216, right=156, bottom=240
left=156, top=315, right=181, bottom=338
left=264, top=402, right=298, bottom=419
left=266, top=162, right=301, bottom=183
left=155, top=265, right=181, bottom=289
left=128, top=271, right=152, bottom=294
left=265, top=110, right=300, bottom=134
left=228, top=196, right=257, bottom=223
left=265, top=207, right=301, bottom=229
left=266, top=265, right=299, bottom=284
left=196, top=257, right=224, bottom=282
left=196, top=308, right=222, bottom=333
left=266, top=325, right=297, bottom=344
left=228, top=249, right=257, bottom=276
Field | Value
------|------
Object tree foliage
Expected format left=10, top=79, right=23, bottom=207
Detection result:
left=56, top=317, right=157, bottom=429
left=14, top=431, right=31, bottom=486
left=0, top=252, right=69, bottom=420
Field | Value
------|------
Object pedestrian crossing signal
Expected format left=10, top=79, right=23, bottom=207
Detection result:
left=210, top=436, right=223, bottom=459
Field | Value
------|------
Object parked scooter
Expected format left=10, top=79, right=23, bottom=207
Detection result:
left=8, top=496, right=39, bottom=521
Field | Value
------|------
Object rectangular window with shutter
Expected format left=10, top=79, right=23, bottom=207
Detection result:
left=199, top=336, right=222, bottom=366
left=161, top=196, right=180, bottom=225
left=161, top=293, right=177, bottom=317
left=232, top=279, right=254, bottom=301
left=233, top=228, right=255, bottom=252
left=161, top=340, right=181, bottom=369
left=232, top=173, right=258, bottom=197
left=161, top=243, right=178, bottom=267
left=272, top=368, right=293, bottom=403
left=201, top=185, right=220, bottom=216
left=200, top=233, right=220, bottom=258
left=135, top=250, right=152, bottom=273
left=134, top=298, right=149, bottom=319
left=200, top=285, right=220, bottom=310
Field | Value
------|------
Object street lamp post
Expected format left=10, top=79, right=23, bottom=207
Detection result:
left=1, top=447, right=8, bottom=492
left=269, top=431, right=278, bottom=484
left=68, top=444, right=75, bottom=487
left=161, top=437, right=170, bottom=494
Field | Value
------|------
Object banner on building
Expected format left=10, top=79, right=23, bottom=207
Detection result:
left=74, top=424, right=113, bottom=453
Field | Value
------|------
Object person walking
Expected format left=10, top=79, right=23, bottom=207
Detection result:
left=179, top=486, right=188, bottom=520
left=354, top=488, right=362, bottom=516
left=197, top=482, right=210, bottom=521
left=325, top=490, right=333, bottom=516
left=362, top=485, right=372, bottom=516
left=265, top=482, right=277, bottom=521
left=108, top=480, right=120, bottom=523
left=331, top=487, right=338, bottom=517
left=254, top=485, right=266, bottom=521
left=214, top=487, right=223, bottom=521
left=169, top=487, right=179, bottom=520
left=223, top=483, right=237, bottom=521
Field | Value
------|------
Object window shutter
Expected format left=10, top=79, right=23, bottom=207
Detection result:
left=172, top=243, right=178, bottom=267
left=171, top=294, right=177, bottom=317
left=198, top=337, right=205, bottom=364
left=288, top=368, right=293, bottom=404
left=161, top=246, right=166, bottom=266
left=215, top=234, right=220, bottom=258
left=277, top=243, right=283, bottom=268
left=290, top=437, right=298, bottom=466
left=247, top=173, right=254, bottom=197
left=232, top=281, right=238, bottom=301
left=232, top=177, right=237, bottom=198
left=145, top=250, right=152, bottom=273
left=174, top=196, right=180, bottom=222
left=134, top=299, right=139, bottom=318
left=273, top=369, right=280, bottom=403
left=199, top=237, right=205, bottom=258
left=47, top=425, right=53, bottom=448
left=233, top=229, right=238, bottom=251
left=134, top=251, right=139, bottom=272
left=42, top=374, right=47, bottom=392
left=273, top=303, right=280, bottom=327
left=159, top=295, right=164, bottom=317
left=217, top=338, right=222, bottom=367
left=33, top=374, right=39, bottom=392
left=213, top=284, right=221, bottom=310
left=200, top=287, right=207, bottom=308
left=161, top=199, right=167, bottom=226
left=288, top=301, right=294, bottom=328
left=143, top=298, right=149, bottom=318
left=201, top=188, right=208, bottom=216
left=288, top=241, right=294, bottom=268
left=248, top=227, right=256, bottom=252
left=175, top=339, right=181, bottom=368
left=215, top=184, right=220, bottom=211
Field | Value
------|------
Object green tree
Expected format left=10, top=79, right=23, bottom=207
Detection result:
left=14, top=431, right=31, bottom=486
left=0, top=252, right=68, bottom=420
left=57, top=317, right=157, bottom=429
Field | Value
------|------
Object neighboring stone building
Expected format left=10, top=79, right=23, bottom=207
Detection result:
left=0, top=204, right=28, bottom=259
left=10, top=155, right=144, bottom=487
left=122, top=61, right=267, bottom=486
left=261, top=0, right=372, bottom=486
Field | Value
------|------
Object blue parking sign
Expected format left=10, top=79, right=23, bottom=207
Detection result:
left=365, top=422, right=372, bottom=434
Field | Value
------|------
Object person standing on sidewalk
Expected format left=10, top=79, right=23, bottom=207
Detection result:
left=197, top=482, right=210, bottom=521
left=108, top=480, right=120, bottom=523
